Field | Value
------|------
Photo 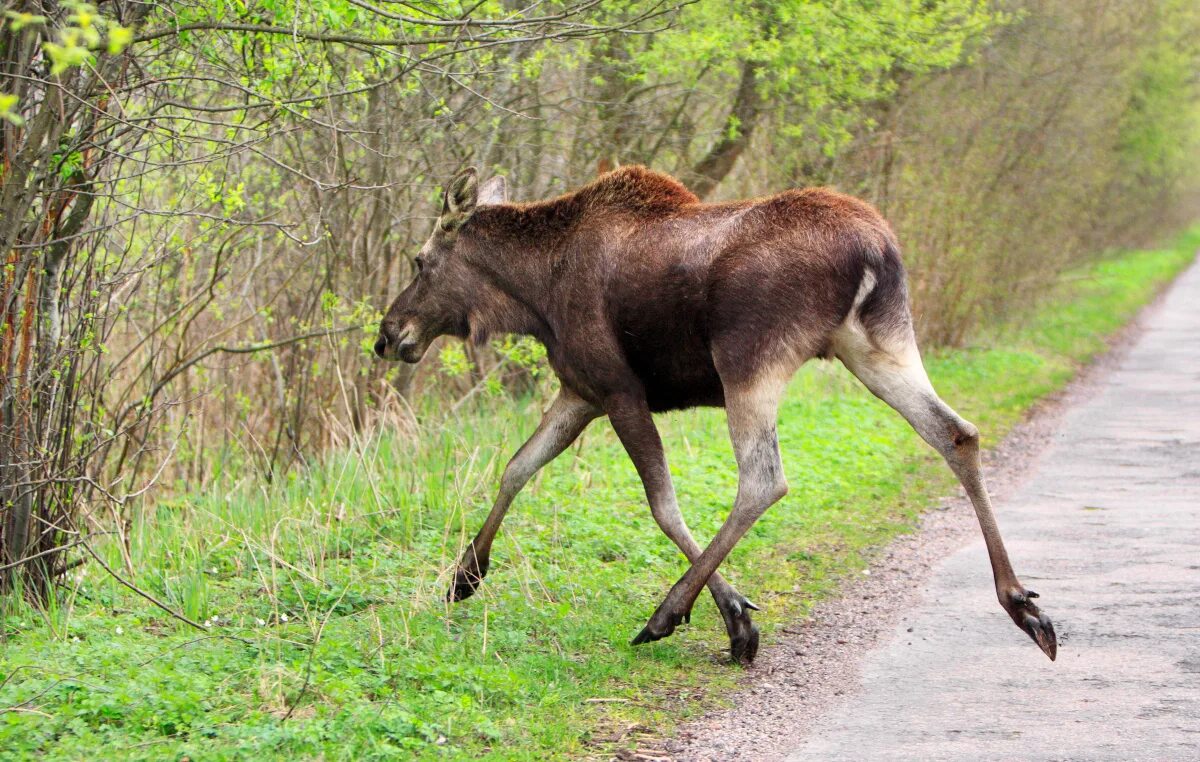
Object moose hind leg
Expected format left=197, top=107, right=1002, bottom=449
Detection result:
left=606, top=394, right=762, bottom=661
left=632, top=367, right=789, bottom=664
left=834, top=330, right=1057, bottom=659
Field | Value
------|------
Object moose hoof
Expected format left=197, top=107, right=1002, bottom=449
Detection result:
left=631, top=608, right=689, bottom=646
left=1004, top=588, right=1057, bottom=661
left=721, top=597, right=761, bottom=665
left=447, top=558, right=490, bottom=603
left=730, top=623, right=760, bottom=665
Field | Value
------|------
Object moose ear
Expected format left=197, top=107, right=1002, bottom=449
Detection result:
left=440, top=167, right=479, bottom=230
left=478, top=175, right=508, bottom=206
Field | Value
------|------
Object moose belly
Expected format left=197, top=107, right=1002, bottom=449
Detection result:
left=610, top=255, right=726, bottom=411
left=621, top=332, right=725, bottom=412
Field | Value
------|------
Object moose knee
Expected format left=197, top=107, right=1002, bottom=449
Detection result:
left=942, top=418, right=981, bottom=469
left=499, top=462, right=534, bottom=498
left=752, top=450, right=789, bottom=508
left=953, top=420, right=979, bottom=451
left=766, top=475, right=789, bottom=506
left=737, top=470, right=788, bottom=522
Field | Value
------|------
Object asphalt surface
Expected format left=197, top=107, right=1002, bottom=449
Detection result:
left=788, top=262, right=1200, bottom=760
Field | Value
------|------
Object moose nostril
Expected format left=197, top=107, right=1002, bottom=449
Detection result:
left=373, top=335, right=388, bottom=358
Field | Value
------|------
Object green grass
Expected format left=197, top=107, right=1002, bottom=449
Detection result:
left=2, top=229, right=1197, bottom=760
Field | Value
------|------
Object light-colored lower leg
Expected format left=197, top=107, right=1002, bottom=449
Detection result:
left=605, top=395, right=753, bottom=618
left=632, top=369, right=789, bottom=660
left=834, top=327, right=1056, bottom=658
left=449, top=388, right=598, bottom=601
left=834, top=333, right=1020, bottom=590
left=648, top=482, right=745, bottom=601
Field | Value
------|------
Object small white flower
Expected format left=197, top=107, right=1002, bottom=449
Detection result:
left=280, top=613, right=289, bottom=622
left=204, top=619, right=212, bottom=628
left=256, top=618, right=266, bottom=627
left=115, top=625, right=123, bottom=635
left=72, top=636, right=81, bottom=643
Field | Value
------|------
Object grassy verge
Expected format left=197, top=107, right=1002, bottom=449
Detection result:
left=2, top=229, right=1197, bottom=760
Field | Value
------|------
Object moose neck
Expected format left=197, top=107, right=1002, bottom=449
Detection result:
left=461, top=200, right=581, bottom=350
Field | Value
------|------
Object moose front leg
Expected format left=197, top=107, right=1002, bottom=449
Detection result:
left=607, top=394, right=763, bottom=663
left=448, top=388, right=598, bottom=602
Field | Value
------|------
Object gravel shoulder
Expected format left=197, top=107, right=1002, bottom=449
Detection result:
left=652, top=260, right=1198, bottom=762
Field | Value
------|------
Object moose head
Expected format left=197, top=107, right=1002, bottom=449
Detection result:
left=375, top=168, right=508, bottom=363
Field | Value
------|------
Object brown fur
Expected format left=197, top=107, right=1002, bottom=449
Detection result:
left=378, top=165, right=909, bottom=412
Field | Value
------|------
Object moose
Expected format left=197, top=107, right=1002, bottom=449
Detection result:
left=375, top=166, right=1057, bottom=664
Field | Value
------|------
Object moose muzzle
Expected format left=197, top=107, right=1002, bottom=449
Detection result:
left=374, top=322, right=420, bottom=362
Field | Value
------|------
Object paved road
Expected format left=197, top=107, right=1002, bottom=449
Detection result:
left=790, top=263, right=1200, bottom=761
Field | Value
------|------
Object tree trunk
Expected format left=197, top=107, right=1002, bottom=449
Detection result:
left=689, top=60, right=763, bottom=199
